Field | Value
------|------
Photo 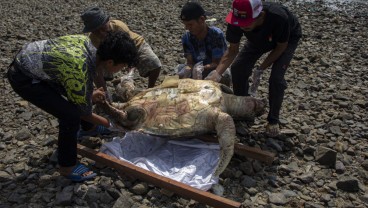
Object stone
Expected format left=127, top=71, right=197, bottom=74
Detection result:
left=241, top=175, right=257, bottom=188
left=359, top=194, right=368, bottom=204
left=113, top=192, right=135, bottom=208
left=268, top=192, right=288, bottom=205
left=54, top=185, right=74, bottom=206
left=100, top=191, right=114, bottom=204
left=0, top=171, right=13, bottom=182
left=335, top=161, right=345, bottom=174
left=211, top=184, right=224, bottom=196
left=130, top=182, right=148, bottom=195
left=298, top=172, right=314, bottom=184
left=15, top=127, right=32, bottom=141
left=362, top=160, right=368, bottom=171
left=304, top=202, right=325, bottom=208
left=336, top=177, right=360, bottom=192
left=239, top=161, right=254, bottom=176
left=315, top=146, right=337, bottom=168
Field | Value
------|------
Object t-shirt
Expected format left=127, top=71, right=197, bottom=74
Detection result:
left=89, top=20, right=145, bottom=48
left=14, top=35, right=96, bottom=116
left=226, top=2, right=302, bottom=52
left=182, top=26, right=227, bottom=65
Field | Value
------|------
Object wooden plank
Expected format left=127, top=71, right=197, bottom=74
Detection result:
left=77, top=144, right=241, bottom=208
left=196, top=135, right=276, bottom=165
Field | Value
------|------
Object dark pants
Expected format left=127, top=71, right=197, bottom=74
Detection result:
left=7, top=66, right=93, bottom=167
left=231, top=40, right=299, bottom=124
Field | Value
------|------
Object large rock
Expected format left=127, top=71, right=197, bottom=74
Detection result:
left=315, top=146, right=337, bottom=168
left=336, top=177, right=360, bottom=192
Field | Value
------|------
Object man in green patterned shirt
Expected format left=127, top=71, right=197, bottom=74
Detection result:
left=7, top=31, right=137, bottom=182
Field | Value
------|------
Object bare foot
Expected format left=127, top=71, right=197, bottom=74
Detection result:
left=266, top=123, right=280, bottom=137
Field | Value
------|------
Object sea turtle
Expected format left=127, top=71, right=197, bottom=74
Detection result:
left=101, top=76, right=265, bottom=176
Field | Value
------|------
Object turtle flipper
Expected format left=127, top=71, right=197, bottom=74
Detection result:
left=115, top=71, right=141, bottom=102
left=223, top=94, right=266, bottom=121
left=98, top=102, right=128, bottom=123
left=213, top=111, right=235, bottom=177
left=159, top=75, right=180, bottom=88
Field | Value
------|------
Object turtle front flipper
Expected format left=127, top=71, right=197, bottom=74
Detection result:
left=114, top=71, right=141, bottom=102
left=98, top=102, right=128, bottom=123
left=99, top=102, right=147, bottom=130
left=213, top=111, right=235, bottom=177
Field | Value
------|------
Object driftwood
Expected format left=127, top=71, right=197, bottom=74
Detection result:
left=77, top=135, right=275, bottom=208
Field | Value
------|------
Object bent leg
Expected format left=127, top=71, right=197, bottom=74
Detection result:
left=136, top=42, right=162, bottom=88
left=8, top=69, right=80, bottom=167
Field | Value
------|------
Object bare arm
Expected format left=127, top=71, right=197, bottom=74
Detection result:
left=215, top=42, right=240, bottom=75
left=259, top=42, right=288, bottom=70
left=185, top=54, right=195, bottom=68
left=81, top=113, right=110, bottom=128
left=203, top=57, right=221, bottom=72
left=94, top=64, right=108, bottom=92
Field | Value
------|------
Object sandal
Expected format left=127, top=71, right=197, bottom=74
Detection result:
left=78, top=125, right=111, bottom=138
left=65, top=164, right=97, bottom=182
left=266, top=123, right=280, bottom=137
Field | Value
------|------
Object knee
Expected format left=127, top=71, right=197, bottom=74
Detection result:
left=269, top=77, right=287, bottom=90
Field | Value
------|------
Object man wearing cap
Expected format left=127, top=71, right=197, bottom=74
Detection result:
left=177, top=2, right=230, bottom=85
left=81, top=6, right=161, bottom=89
left=205, top=0, right=302, bottom=137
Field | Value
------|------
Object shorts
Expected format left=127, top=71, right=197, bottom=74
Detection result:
left=104, top=41, right=161, bottom=79
left=136, top=42, right=162, bottom=77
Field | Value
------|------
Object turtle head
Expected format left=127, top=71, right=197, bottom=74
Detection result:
left=254, top=98, right=267, bottom=117
left=119, top=106, right=147, bottom=129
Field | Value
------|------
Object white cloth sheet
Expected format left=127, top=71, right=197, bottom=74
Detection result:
left=100, top=131, right=220, bottom=190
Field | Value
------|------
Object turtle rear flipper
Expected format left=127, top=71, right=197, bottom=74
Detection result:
left=213, top=111, right=235, bottom=177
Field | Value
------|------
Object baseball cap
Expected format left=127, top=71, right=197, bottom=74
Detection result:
left=225, top=0, right=263, bottom=27
left=180, top=2, right=208, bottom=21
left=81, top=6, right=110, bottom=33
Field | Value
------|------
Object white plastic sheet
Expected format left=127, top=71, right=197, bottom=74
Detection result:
left=100, top=132, right=220, bottom=190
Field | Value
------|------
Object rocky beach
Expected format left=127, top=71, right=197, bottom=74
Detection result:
left=0, top=0, right=367, bottom=207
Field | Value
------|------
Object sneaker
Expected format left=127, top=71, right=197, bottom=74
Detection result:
left=78, top=125, right=111, bottom=138
left=266, top=123, right=280, bottom=137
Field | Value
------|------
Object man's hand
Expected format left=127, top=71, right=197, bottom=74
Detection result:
left=252, top=67, right=263, bottom=82
left=178, top=65, right=192, bottom=79
left=205, top=70, right=222, bottom=82
left=192, top=61, right=204, bottom=80
left=108, top=120, right=124, bottom=132
left=249, top=67, right=263, bottom=97
left=92, top=87, right=106, bottom=103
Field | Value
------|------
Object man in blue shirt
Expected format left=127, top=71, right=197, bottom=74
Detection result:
left=177, top=2, right=231, bottom=85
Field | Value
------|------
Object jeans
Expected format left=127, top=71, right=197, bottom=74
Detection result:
left=7, top=65, right=93, bottom=167
left=230, top=40, right=300, bottom=124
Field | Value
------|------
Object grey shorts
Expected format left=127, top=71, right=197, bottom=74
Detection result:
left=103, top=41, right=161, bottom=79
left=136, top=42, right=162, bottom=77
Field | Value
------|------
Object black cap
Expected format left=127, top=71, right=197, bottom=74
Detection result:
left=81, top=6, right=110, bottom=33
left=180, top=2, right=208, bottom=21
